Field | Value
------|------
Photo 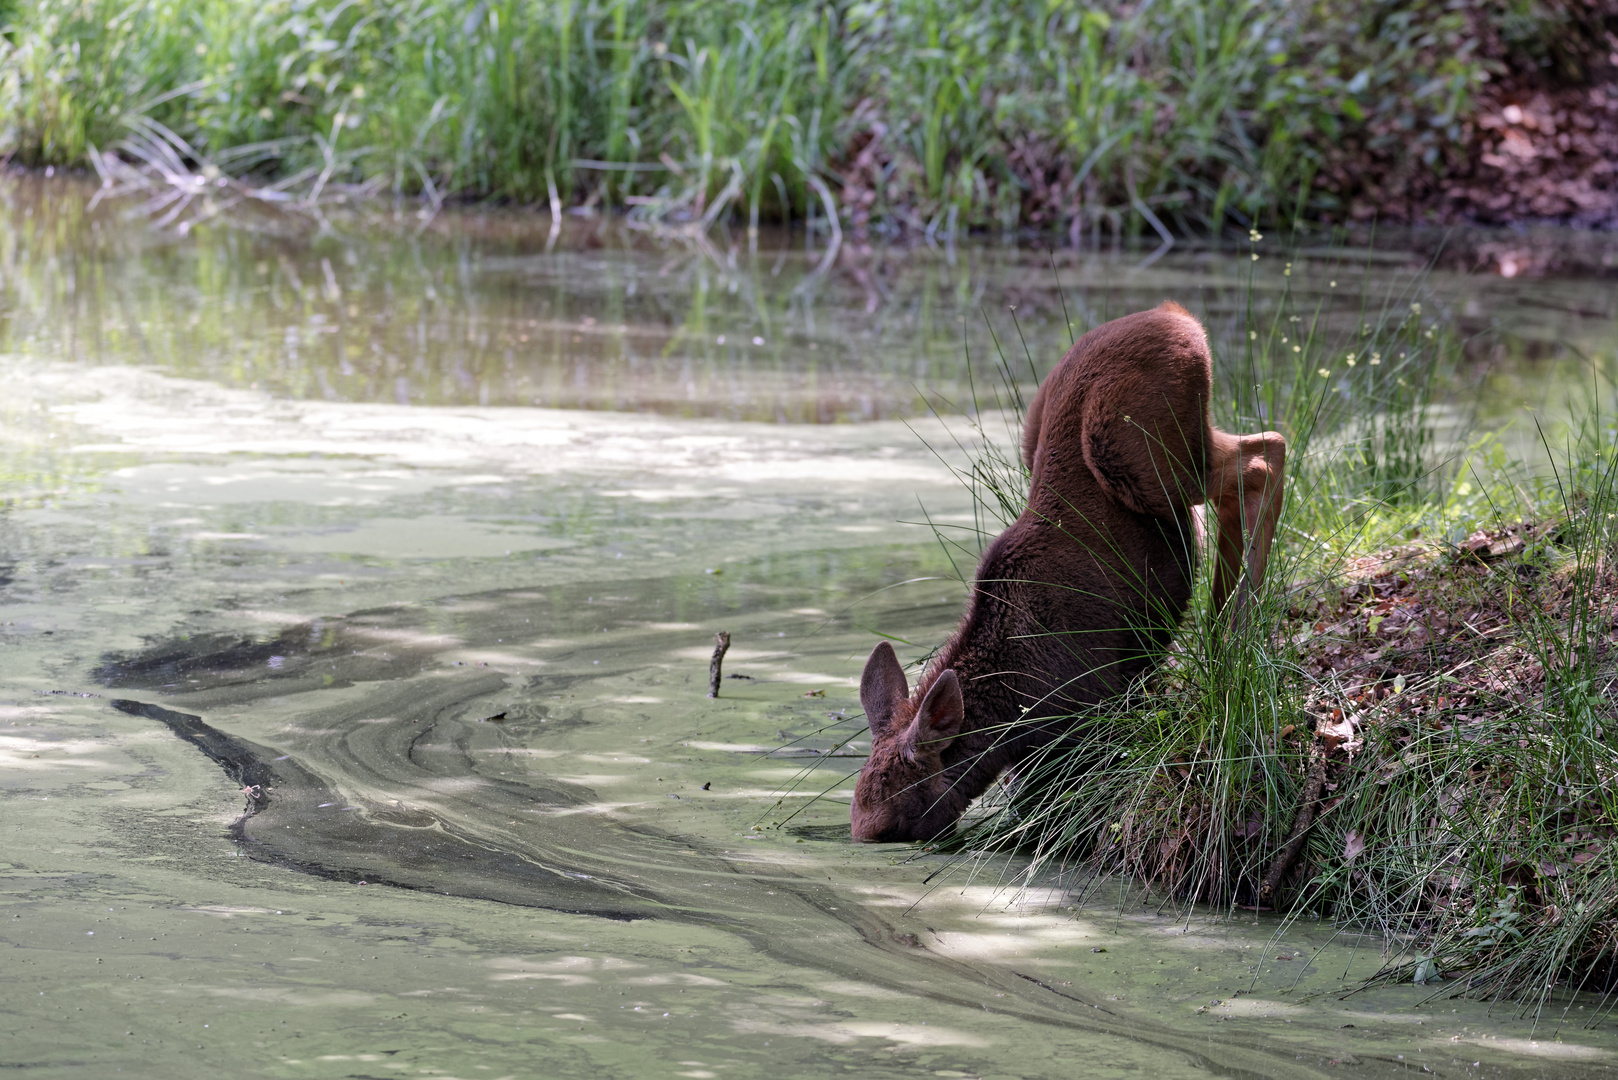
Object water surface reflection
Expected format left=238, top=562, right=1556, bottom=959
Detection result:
left=3, top=175, right=1616, bottom=425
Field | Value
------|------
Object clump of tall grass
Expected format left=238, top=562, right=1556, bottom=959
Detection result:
left=926, top=252, right=1618, bottom=1017
left=0, top=0, right=1558, bottom=236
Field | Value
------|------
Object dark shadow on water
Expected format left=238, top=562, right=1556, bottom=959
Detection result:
left=110, top=696, right=654, bottom=920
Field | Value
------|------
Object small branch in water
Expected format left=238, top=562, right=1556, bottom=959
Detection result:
left=707, top=631, right=732, bottom=698
left=1260, top=733, right=1329, bottom=905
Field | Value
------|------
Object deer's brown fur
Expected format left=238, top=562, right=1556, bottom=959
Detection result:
left=851, top=302, right=1286, bottom=843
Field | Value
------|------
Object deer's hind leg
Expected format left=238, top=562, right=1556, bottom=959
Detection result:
left=1207, top=428, right=1287, bottom=618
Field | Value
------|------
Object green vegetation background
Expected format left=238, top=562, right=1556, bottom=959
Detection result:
left=2, top=0, right=1606, bottom=234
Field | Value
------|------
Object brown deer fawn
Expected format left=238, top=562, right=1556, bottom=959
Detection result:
left=851, top=302, right=1286, bottom=842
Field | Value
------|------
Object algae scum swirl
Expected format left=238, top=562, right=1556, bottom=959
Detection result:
left=4, top=180, right=1618, bottom=1077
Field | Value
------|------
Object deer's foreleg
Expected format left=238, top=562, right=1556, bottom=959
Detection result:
left=1207, top=429, right=1287, bottom=618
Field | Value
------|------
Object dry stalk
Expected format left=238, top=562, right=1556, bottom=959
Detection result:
left=1259, top=731, right=1329, bottom=905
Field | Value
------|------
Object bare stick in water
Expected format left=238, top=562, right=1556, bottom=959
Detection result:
left=707, top=631, right=731, bottom=698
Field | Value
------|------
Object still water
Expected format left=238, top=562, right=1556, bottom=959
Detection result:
left=3, top=176, right=1618, bottom=1078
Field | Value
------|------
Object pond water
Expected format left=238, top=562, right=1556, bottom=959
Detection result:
left=4, top=175, right=1618, bottom=1079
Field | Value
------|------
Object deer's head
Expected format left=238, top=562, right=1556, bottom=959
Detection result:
left=850, top=642, right=966, bottom=843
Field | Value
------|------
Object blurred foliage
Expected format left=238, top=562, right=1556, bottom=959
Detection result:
left=0, top=0, right=1611, bottom=233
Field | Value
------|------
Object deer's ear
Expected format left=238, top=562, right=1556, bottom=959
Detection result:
left=859, top=642, right=909, bottom=740
left=914, top=669, right=965, bottom=743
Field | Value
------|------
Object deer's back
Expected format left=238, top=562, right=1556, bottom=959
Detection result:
left=949, top=303, right=1212, bottom=741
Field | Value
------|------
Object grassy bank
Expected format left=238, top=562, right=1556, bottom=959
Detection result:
left=3, top=0, right=1608, bottom=236
left=910, top=259, right=1618, bottom=1018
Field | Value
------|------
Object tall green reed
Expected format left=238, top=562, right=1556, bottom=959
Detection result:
left=0, top=0, right=1505, bottom=235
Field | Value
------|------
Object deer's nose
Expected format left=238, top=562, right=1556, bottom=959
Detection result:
left=851, top=808, right=906, bottom=843
left=851, top=817, right=916, bottom=843
left=850, top=819, right=883, bottom=843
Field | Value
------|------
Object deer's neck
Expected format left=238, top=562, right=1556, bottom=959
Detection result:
left=917, top=578, right=1031, bottom=813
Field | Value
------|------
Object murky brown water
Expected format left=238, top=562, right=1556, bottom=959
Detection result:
left=4, top=176, right=1618, bottom=1078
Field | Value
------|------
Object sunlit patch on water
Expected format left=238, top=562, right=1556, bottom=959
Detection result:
left=265, top=516, right=578, bottom=559
left=0, top=734, right=116, bottom=772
